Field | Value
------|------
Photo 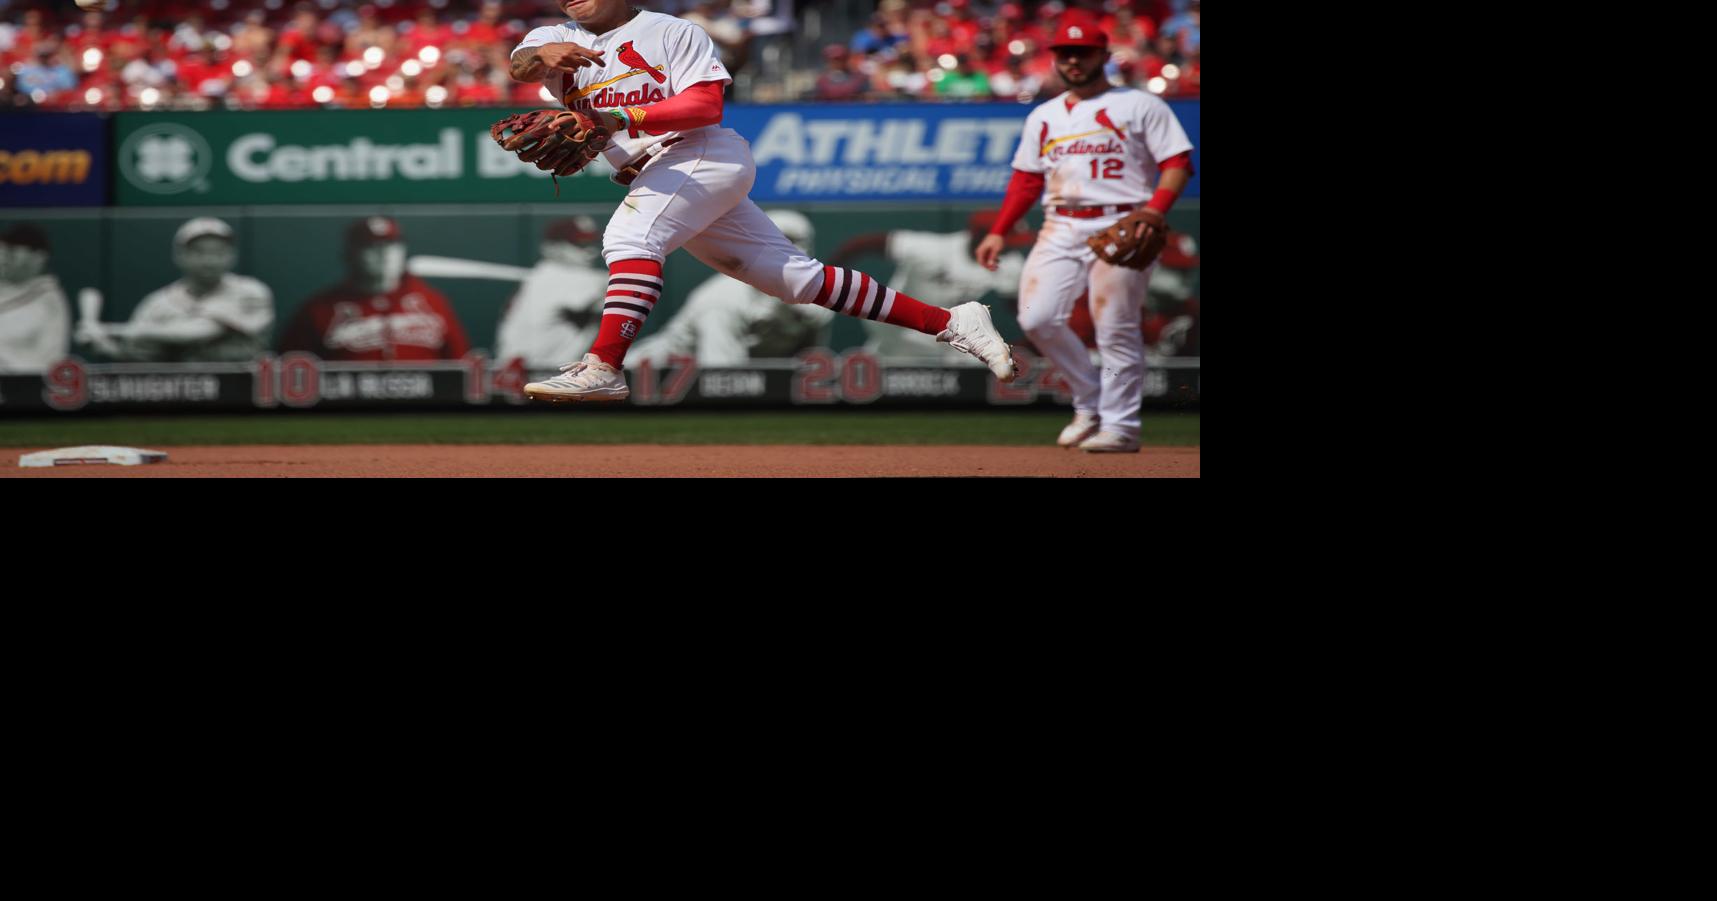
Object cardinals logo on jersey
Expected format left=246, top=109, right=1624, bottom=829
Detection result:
left=617, top=41, right=666, bottom=84
left=1037, top=121, right=1051, bottom=158
left=1095, top=109, right=1126, bottom=140
left=569, top=39, right=668, bottom=107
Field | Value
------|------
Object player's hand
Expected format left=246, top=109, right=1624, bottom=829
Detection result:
left=974, top=234, right=1007, bottom=271
left=538, top=43, right=605, bottom=72
left=1129, top=208, right=1166, bottom=240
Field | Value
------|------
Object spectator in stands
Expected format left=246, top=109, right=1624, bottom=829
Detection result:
left=232, top=9, right=274, bottom=63
left=1139, top=31, right=1183, bottom=80
left=1174, top=45, right=1199, bottom=96
left=344, top=3, right=395, bottom=58
left=452, top=53, right=505, bottom=106
left=989, top=53, right=1044, bottom=102
left=946, top=0, right=983, bottom=54
left=67, top=9, right=108, bottom=56
left=404, top=6, right=453, bottom=59
left=850, top=9, right=907, bottom=59
left=812, top=44, right=866, bottom=102
left=935, top=54, right=990, bottom=99
left=15, top=43, right=76, bottom=103
left=877, top=0, right=912, bottom=45
left=1103, top=1, right=1156, bottom=47
left=174, top=46, right=229, bottom=100
left=1161, top=0, right=1199, bottom=56
left=922, top=17, right=962, bottom=62
left=168, top=14, right=212, bottom=56
left=121, top=42, right=175, bottom=93
left=683, top=0, right=752, bottom=77
left=455, top=0, right=508, bottom=53
left=271, top=4, right=324, bottom=76
left=0, top=0, right=1197, bottom=110
left=872, top=50, right=928, bottom=99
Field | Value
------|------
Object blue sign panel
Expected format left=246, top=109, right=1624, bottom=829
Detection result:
left=0, top=113, right=107, bottom=207
left=724, top=99, right=1199, bottom=203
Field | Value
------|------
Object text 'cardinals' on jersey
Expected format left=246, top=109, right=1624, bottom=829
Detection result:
left=512, top=10, right=732, bottom=169
left=1011, top=87, right=1193, bottom=212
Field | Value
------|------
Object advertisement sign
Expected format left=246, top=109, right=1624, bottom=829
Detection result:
left=0, top=113, right=107, bottom=208
left=112, top=100, right=1199, bottom=207
left=728, top=99, right=1199, bottom=203
left=113, top=109, right=627, bottom=205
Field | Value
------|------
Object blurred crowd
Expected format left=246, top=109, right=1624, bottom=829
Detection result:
left=815, top=0, right=1198, bottom=103
left=0, top=0, right=1198, bottom=111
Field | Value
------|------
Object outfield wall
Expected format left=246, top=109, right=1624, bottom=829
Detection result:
left=2, top=102, right=1201, bottom=414
left=0, top=202, right=1199, bottom=413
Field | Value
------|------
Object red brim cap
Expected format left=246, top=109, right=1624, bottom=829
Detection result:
left=1049, top=17, right=1109, bottom=49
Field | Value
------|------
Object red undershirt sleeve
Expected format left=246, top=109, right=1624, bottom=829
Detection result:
left=989, top=169, right=1047, bottom=237
left=621, top=81, right=725, bottom=136
left=1146, top=151, right=1194, bottom=213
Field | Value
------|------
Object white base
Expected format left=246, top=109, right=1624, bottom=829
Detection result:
left=19, top=446, right=168, bottom=467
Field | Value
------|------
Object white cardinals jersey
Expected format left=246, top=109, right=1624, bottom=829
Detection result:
left=1010, top=86, right=1193, bottom=214
left=128, top=274, right=273, bottom=362
left=513, top=10, right=733, bottom=170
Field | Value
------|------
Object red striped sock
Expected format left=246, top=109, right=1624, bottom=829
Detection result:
left=589, top=258, right=663, bottom=367
left=811, top=265, right=951, bottom=335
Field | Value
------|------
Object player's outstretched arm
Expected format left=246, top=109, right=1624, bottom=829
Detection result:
left=510, top=43, right=605, bottom=83
left=597, top=81, right=725, bottom=138
left=1134, top=152, right=1193, bottom=237
left=976, top=169, right=1046, bottom=271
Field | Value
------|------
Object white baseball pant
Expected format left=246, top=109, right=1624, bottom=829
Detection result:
left=602, top=127, right=826, bottom=307
left=1017, top=215, right=1153, bottom=439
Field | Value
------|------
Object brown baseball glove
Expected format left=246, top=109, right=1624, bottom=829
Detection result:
left=490, top=109, right=614, bottom=177
left=1087, top=208, right=1170, bottom=270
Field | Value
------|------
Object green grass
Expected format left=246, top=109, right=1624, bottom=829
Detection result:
left=0, top=410, right=1199, bottom=447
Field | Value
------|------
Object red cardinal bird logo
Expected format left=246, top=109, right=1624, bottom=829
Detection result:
left=1038, top=121, right=1050, bottom=157
left=617, top=42, right=666, bottom=84
left=1094, top=108, right=1126, bottom=140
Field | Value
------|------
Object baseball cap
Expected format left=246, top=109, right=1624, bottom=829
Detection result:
left=174, top=217, right=234, bottom=249
left=1049, top=16, right=1109, bottom=50
left=0, top=223, right=50, bottom=252
left=347, top=216, right=403, bottom=246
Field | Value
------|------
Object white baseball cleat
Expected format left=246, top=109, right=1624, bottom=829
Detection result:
left=938, top=302, right=1019, bottom=382
left=524, top=353, right=630, bottom=403
left=1057, top=412, right=1101, bottom=448
left=1078, top=430, right=1141, bottom=454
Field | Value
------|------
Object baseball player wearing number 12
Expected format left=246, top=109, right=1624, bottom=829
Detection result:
left=509, top=0, right=1018, bottom=402
left=976, top=16, right=1195, bottom=453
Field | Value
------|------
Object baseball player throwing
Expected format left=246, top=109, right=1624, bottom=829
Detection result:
left=505, top=0, right=1018, bottom=403
left=975, top=15, right=1194, bottom=452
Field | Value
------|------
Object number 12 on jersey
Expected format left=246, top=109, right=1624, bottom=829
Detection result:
left=1090, top=159, right=1123, bottom=179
